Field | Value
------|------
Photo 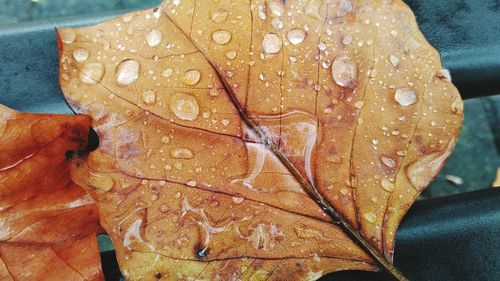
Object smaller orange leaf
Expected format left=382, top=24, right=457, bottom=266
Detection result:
left=0, top=105, right=103, bottom=281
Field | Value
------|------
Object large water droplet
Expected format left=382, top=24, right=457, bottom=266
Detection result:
left=171, top=148, right=194, bottom=159
left=141, top=90, right=156, bottom=105
left=210, top=9, right=229, bottom=23
left=394, top=87, right=417, bottom=106
left=115, top=59, right=140, bottom=86
left=59, top=28, right=76, bottom=44
left=262, top=33, right=282, bottom=54
left=182, top=69, right=201, bottom=85
left=212, top=30, right=232, bottom=45
left=170, top=93, right=200, bottom=121
left=73, top=48, right=89, bottom=62
left=331, top=56, right=357, bottom=88
left=287, top=28, right=306, bottom=45
left=146, top=30, right=162, bottom=47
left=79, top=63, right=105, bottom=85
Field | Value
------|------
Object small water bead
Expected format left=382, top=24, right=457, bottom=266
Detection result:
left=170, top=93, right=200, bottom=121
left=115, top=59, right=140, bottom=86
left=389, top=55, right=400, bottom=67
left=121, top=13, right=135, bottom=23
left=262, top=33, right=282, bottom=54
left=318, top=42, right=327, bottom=51
left=232, top=196, right=245, bottom=204
left=209, top=87, right=219, bottom=97
left=363, top=211, right=377, bottom=224
left=287, top=29, right=306, bottom=45
left=59, top=28, right=76, bottom=44
left=175, top=191, right=181, bottom=199
left=212, top=30, right=232, bottom=45
left=338, top=0, right=353, bottom=15
left=226, top=50, right=237, bottom=60
left=171, top=148, right=194, bottom=159
left=210, top=9, right=229, bottom=23
left=186, top=180, right=197, bottom=187
left=161, top=136, right=170, bottom=144
left=79, top=62, right=105, bottom=85
left=381, top=178, right=395, bottom=192
left=150, top=194, right=159, bottom=201
left=182, top=69, right=201, bottom=85
left=271, top=17, right=283, bottom=29
left=146, top=30, right=162, bottom=47
left=394, top=87, right=417, bottom=106
left=162, top=68, right=173, bottom=78
left=159, top=204, right=169, bottom=213
left=354, top=101, right=364, bottom=109
left=340, top=188, right=349, bottom=195
left=342, top=35, right=352, bottom=45
left=331, top=56, right=357, bottom=88
left=380, top=156, right=396, bottom=168
left=141, top=90, right=156, bottom=105
left=152, top=7, right=162, bottom=19
left=73, top=48, right=89, bottom=62
left=268, top=2, right=284, bottom=16
left=258, top=73, right=266, bottom=81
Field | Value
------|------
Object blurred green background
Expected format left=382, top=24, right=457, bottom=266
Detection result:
left=0, top=0, right=498, bottom=198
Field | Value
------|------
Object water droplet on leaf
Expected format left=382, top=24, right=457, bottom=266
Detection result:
left=59, top=28, right=76, bottom=44
left=146, top=30, right=162, bottom=47
left=115, top=59, right=140, bottom=86
left=170, top=93, right=200, bottom=121
left=331, top=56, right=357, bottom=88
left=210, top=9, right=229, bottom=23
left=394, top=87, right=417, bottom=106
left=212, top=30, right=232, bottom=45
left=73, top=48, right=89, bottom=62
left=262, top=33, right=282, bottom=54
left=182, top=69, right=201, bottom=85
left=287, top=29, right=306, bottom=45
left=142, top=90, right=156, bottom=105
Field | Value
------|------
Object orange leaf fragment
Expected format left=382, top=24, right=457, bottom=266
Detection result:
left=58, top=0, right=463, bottom=280
left=0, top=105, right=103, bottom=281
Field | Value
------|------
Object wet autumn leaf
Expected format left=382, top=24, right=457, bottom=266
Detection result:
left=57, top=0, right=463, bottom=280
left=0, top=105, right=104, bottom=281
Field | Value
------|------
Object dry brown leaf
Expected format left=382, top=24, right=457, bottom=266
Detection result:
left=57, top=0, right=463, bottom=280
left=0, top=105, right=104, bottom=281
